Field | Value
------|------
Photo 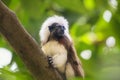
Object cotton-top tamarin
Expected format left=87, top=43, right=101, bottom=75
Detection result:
left=39, top=15, right=84, bottom=80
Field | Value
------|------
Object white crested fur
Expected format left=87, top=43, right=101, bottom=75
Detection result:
left=39, top=15, right=72, bottom=45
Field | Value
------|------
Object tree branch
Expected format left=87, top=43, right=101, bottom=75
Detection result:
left=0, top=1, right=62, bottom=80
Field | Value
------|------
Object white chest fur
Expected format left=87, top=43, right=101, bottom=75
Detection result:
left=42, top=40, right=67, bottom=72
left=42, top=40, right=67, bottom=56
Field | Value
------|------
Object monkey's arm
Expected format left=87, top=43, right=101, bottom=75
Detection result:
left=67, top=44, right=84, bottom=77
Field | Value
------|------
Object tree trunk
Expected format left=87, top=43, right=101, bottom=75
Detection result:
left=0, top=1, right=62, bottom=80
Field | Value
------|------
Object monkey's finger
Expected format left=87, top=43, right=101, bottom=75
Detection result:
left=48, top=57, right=52, bottom=60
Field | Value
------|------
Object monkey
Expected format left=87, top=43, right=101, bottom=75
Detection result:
left=39, top=15, right=84, bottom=80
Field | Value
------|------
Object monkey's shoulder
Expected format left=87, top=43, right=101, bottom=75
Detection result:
left=41, top=40, right=67, bottom=56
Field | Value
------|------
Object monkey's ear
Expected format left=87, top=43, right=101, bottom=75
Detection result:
left=49, top=26, right=54, bottom=32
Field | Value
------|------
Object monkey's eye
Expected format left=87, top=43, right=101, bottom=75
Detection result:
left=49, top=26, right=55, bottom=32
left=61, top=26, right=65, bottom=30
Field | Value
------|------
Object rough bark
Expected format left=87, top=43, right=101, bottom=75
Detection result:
left=0, top=1, right=62, bottom=80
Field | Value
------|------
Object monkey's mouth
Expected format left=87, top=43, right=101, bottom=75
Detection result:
left=58, top=30, right=64, bottom=36
left=60, top=29, right=64, bottom=34
left=54, top=30, right=64, bottom=38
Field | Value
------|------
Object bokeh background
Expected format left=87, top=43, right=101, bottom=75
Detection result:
left=0, top=0, right=120, bottom=80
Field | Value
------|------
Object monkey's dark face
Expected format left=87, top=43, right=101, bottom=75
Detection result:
left=49, top=23, right=65, bottom=38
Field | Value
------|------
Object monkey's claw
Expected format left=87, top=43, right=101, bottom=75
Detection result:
left=47, top=56, right=54, bottom=67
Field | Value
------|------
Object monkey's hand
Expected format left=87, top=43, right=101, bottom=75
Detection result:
left=47, top=56, right=55, bottom=68
left=47, top=54, right=67, bottom=67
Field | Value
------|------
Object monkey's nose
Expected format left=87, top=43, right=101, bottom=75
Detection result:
left=60, top=29, right=64, bottom=34
left=58, top=29, right=64, bottom=37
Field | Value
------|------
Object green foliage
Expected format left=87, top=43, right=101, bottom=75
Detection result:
left=0, top=67, right=33, bottom=80
left=0, top=0, right=120, bottom=80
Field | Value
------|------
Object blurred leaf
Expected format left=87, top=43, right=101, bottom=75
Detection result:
left=1, top=0, right=11, bottom=5
left=55, top=0, right=86, bottom=13
left=20, top=0, right=50, bottom=19
left=0, top=67, right=33, bottom=80
left=83, top=0, right=95, bottom=10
